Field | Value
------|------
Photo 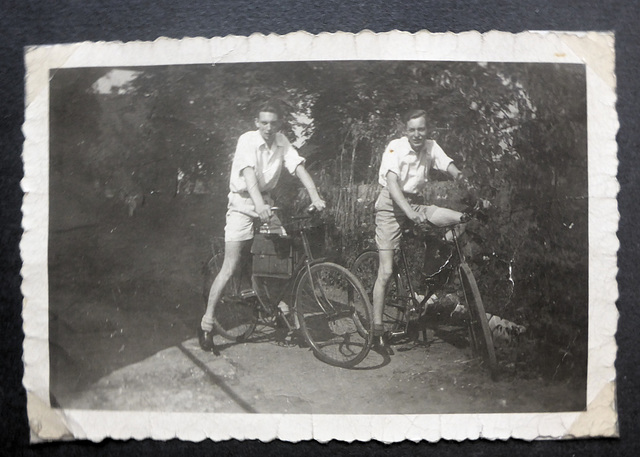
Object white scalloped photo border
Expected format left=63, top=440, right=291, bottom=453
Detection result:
left=21, top=30, right=618, bottom=443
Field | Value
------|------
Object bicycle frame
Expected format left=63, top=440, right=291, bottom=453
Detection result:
left=250, top=217, right=338, bottom=330
left=350, top=217, right=497, bottom=375
left=390, top=225, right=464, bottom=336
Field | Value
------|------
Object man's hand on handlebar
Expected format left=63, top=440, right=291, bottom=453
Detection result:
left=255, top=203, right=273, bottom=223
left=407, top=209, right=428, bottom=224
left=460, top=198, right=491, bottom=223
left=310, top=198, right=326, bottom=212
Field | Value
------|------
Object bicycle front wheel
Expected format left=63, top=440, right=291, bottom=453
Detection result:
left=204, top=253, right=258, bottom=342
left=350, top=250, right=407, bottom=334
left=295, top=262, right=374, bottom=368
left=459, top=263, right=498, bottom=378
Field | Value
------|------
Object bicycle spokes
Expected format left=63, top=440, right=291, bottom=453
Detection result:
left=295, top=262, right=373, bottom=368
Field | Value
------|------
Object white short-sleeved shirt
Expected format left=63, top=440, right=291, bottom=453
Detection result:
left=378, top=137, right=454, bottom=194
left=229, top=130, right=305, bottom=193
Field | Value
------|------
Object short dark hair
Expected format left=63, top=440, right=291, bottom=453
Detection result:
left=404, top=109, right=428, bottom=125
left=255, top=102, right=283, bottom=119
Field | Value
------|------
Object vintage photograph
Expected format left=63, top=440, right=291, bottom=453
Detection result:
left=21, top=31, right=618, bottom=442
left=48, top=60, right=587, bottom=411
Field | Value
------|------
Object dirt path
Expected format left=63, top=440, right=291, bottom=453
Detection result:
left=48, top=192, right=584, bottom=414
left=63, top=325, right=581, bottom=414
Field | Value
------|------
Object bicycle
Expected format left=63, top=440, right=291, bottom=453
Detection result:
left=202, top=207, right=374, bottom=368
left=350, top=213, right=498, bottom=378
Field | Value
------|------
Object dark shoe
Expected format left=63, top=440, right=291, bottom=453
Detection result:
left=373, top=333, right=394, bottom=356
left=292, top=330, right=310, bottom=349
left=197, top=327, right=219, bottom=354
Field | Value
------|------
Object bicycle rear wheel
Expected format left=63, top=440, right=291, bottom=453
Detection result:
left=350, top=250, right=408, bottom=334
left=203, top=253, right=258, bottom=342
left=295, top=262, right=373, bottom=368
left=458, top=263, right=498, bottom=378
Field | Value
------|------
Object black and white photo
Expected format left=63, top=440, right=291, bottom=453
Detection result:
left=21, top=30, right=618, bottom=442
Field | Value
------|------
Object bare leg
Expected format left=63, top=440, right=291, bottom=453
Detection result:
left=371, top=249, right=395, bottom=355
left=372, top=249, right=395, bottom=329
left=425, top=207, right=463, bottom=227
left=201, top=240, right=249, bottom=331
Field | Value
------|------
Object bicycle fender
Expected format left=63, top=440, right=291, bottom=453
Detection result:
left=292, top=257, right=334, bottom=291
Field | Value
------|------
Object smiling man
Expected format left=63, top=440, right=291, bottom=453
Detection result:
left=371, top=109, right=466, bottom=355
left=198, top=102, right=325, bottom=352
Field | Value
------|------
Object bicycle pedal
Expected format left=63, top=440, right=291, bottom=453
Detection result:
left=239, top=289, right=257, bottom=299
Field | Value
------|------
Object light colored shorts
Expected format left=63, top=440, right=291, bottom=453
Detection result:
left=374, top=187, right=461, bottom=250
left=224, top=191, right=274, bottom=242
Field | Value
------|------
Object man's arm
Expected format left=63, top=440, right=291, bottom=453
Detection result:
left=294, top=164, right=326, bottom=211
left=432, top=141, right=464, bottom=183
left=386, top=171, right=426, bottom=224
left=446, top=162, right=463, bottom=181
left=446, top=162, right=472, bottom=189
left=241, top=167, right=272, bottom=222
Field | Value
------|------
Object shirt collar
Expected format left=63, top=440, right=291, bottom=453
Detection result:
left=255, top=130, right=284, bottom=150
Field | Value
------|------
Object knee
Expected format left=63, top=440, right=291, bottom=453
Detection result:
left=376, top=264, right=393, bottom=283
left=217, top=260, right=238, bottom=281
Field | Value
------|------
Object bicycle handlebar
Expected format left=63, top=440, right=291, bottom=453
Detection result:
left=288, top=205, right=319, bottom=221
left=247, top=205, right=320, bottom=224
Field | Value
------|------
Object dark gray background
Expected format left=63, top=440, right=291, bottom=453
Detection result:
left=1, top=1, right=637, bottom=455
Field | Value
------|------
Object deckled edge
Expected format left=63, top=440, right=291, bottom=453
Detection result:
left=20, top=29, right=619, bottom=443
left=565, top=31, right=619, bottom=438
